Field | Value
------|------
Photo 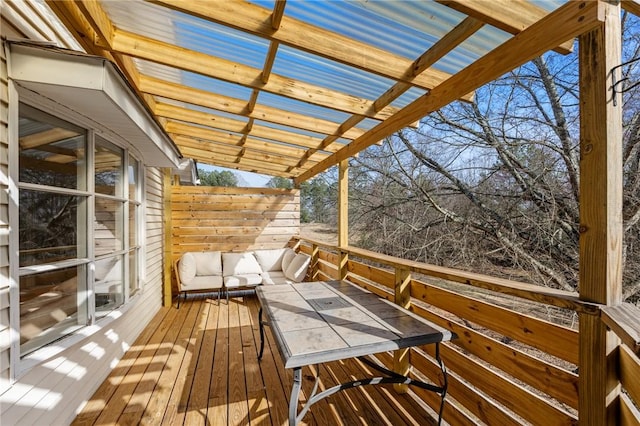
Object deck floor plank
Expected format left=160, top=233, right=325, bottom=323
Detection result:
left=207, top=298, right=228, bottom=425
left=73, top=295, right=437, bottom=425
left=184, top=297, right=219, bottom=425
left=71, top=307, right=175, bottom=425
left=141, top=299, right=201, bottom=425
left=227, top=297, right=251, bottom=425
left=93, top=306, right=179, bottom=425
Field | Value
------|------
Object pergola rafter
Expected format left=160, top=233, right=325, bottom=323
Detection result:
left=45, top=0, right=595, bottom=180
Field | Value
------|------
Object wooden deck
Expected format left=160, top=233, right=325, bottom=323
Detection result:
left=72, top=294, right=439, bottom=425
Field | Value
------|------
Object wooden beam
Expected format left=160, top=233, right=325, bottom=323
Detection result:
left=578, top=2, right=623, bottom=425
left=153, top=102, right=340, bottom=152
left=294, top=0, right=604, bottom=185
left=180, top=148, right=296, bottom=178
left=622, top=0, right=640, bottom=16
left=138, top=75, right=365, bottom=140
left=46, top=0, right=141, bottom=87
left=166, top=121, right=328, bottom=160
left=437, top=0, right=574, bottom=54
left=171, top=133, right=321, bottom=163
left=148, top=0, right=471, bottom=99
left=601, top=304, right=640, bottom=356
left=271, top=0, right=287, bottom=30
left=175, top=137, right=316, bottom=169
left=291, top=16, right=484, bottom=172
left=109, top=29, right=399, bottom=121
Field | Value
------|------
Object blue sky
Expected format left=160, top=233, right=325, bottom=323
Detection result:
left=198, top=163, right=271, bottom=187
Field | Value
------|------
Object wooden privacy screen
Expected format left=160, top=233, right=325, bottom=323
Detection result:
left=170, top=185, right=300, bottom=261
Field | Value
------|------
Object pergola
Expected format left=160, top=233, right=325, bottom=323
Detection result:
left=44, top=1, right=640, bottom=424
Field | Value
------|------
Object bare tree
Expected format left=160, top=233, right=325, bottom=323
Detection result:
left=350, top=14, right=640, bottom=300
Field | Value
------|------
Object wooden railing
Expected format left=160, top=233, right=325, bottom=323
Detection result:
left=294, top=236, right=598, bottom=425
left=601, top=304, right=640, bottom=425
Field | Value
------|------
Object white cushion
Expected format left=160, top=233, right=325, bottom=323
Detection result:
left=284, top=253, right=311, bottom=283
left=262, top=271, right=292, bottom=285
left=253, top=248, right=287, bottom=272
left=222, top=252, right=262, bottom=276
left=281, top=248, right=297, bottom=272
left=224, top=274, right=262, bottom=287
left=178, top=253, right=197, bottom=285
left=192, top=251, right=222, bottom=276
left=182, top=275, right=224, bottom=292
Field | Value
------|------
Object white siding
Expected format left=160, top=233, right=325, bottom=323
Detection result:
left=0, top=2, right=167, bottom=424
left=0, top=21, right=11, bottom=394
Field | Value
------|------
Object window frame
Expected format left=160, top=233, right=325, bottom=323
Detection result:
left=9, top=89, right=146, bottom=376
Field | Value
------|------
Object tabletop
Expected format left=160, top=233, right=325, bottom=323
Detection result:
left=256, top=280, right=455, bottom=369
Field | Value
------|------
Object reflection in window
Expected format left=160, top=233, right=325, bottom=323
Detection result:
left=94, top=198, right=124, bottom=257
left=18, top=108, right=85, bottom=190
left=95, top=255, right=123, bottom=313
left=19, top=265, right=85, bottom=355
left=95, top=138, right=123, bottom=197
left=129, top=252, right=138, bottom=297
left=19, top=190, right=82, bottom=267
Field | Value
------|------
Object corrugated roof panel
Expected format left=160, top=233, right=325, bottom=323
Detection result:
left=103, top=0, right=269, bottom=69
left=271, top=44, right=393, bottom=100
left=389, top=87, right=429, bottom=109
left=283, top=1, right=461, bottom=59
left=252, top=119, right=332, bottom=140
left=257, top=91, right=352, bottom=123
left=183, top=71, right=254, bottom=102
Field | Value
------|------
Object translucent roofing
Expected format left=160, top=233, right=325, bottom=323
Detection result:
left=90, top=0, right=574, bottom=180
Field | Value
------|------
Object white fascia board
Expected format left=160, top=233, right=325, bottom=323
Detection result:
left=8, top=43, right=181, bottom=167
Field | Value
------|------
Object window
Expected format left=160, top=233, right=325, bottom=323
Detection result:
left=18, top=104, right=142, bottom=356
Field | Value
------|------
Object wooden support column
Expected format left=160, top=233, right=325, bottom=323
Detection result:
left=578, top=2, right=623, bottom=424
left=338, top=159, right=349, bottom=280
left=393, top=267, right=411, bottom=393
left=163, top=168, right=173, bottom=307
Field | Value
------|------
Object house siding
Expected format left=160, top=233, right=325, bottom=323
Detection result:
left=0, top=2, right=167, bottom=424
left=0, top=15, right=12, bottom=395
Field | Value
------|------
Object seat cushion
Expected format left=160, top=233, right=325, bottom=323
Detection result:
left=281, top=248, right=297, bottom=272
left=181, top=275, right=224, bottom=292
left=223, top=252, right=263, bottom=276
left=224, top=274, right=263, bottom=288
left=261, top=271, right=292, bottom=285
left=284, top=253, right=311, bottom=283
left=192, top=251, right=222, bottom=276
left=253, top=248, right=287, bottom=272
left=178, top=252, right=197, bottom=286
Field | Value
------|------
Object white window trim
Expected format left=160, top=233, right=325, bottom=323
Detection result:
left=8, top=84, right=147, bottom=381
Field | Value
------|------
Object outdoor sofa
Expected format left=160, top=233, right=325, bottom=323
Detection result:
left=174, top=247, right=311, bottom=306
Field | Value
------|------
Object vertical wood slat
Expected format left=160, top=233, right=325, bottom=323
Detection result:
left=338, top=159, right=349, bottom=280
left=310, top=243, right=319, bottom=281
left=393, top=267, right=411, bottom=393
left=578, top=2, right=623, bottom=425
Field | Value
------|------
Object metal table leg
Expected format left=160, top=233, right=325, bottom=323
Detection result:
left=289, top=367, right=302, bottom=426
left=258, top=307, right=265, bottom=360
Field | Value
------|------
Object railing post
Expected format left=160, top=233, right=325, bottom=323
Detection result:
left=578, top=2, right=623, bottom=424
left=394, top=266, right=411, bottom=393
left=338, top=159, right=349, bottom=281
